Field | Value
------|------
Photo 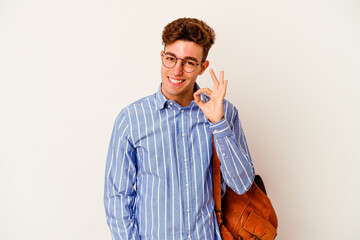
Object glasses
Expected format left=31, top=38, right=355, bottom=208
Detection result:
left=162, top=53, right=203, bottom=73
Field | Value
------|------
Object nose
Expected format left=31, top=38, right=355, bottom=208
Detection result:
left=172, top=60, right=183, bottom=75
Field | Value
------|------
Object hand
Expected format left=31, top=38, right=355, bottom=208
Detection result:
left=194, top=69, right=228, bottom=123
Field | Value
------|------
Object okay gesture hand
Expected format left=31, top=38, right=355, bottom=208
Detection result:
left=194, top=69, right=228, bottom=123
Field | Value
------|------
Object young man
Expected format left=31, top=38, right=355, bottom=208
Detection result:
left=104, top=18, right=255, bottom=240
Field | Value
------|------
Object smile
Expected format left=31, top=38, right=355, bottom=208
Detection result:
left=168, top=77, right=185, bottom=85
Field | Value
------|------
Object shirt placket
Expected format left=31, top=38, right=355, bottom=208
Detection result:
left=179, top=107, right=194, bottom=240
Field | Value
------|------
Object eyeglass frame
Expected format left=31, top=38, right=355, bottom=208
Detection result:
left=161, top=52, right=205, bottom=73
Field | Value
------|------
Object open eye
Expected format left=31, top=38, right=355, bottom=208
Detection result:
left=164, top=55, right=176, bottom=62
left=183, top=60, right=196, bottom=66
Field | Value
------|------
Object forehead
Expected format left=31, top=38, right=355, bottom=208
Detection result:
left=164, top=40, right=203, bottom=60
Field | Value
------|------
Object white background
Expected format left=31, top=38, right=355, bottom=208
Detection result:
left=1, top=0, right=359, bottom=239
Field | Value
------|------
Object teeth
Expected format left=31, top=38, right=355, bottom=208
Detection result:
left=169, top=77, right=184, bottom=84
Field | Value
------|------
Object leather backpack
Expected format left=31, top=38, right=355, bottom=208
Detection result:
left=212, top=142, right=278, bottom=240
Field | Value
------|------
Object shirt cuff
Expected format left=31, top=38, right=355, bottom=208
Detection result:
left=209, top=118, right=232, bottom=139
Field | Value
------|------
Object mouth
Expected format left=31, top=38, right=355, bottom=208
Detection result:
left=168, top=77, right=185, bottom=85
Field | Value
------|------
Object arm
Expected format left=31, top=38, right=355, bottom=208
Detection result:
left=194, top=69, right=255, bottom=195
left=210, top=104, right=255, bottom=195
left=104, top=110, right=140, bottom=239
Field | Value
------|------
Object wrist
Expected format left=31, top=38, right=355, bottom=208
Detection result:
left=209, top=118, right=231, bottom=138
left=209, top=115, right=224, bottom=124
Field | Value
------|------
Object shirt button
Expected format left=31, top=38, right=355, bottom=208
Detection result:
left=186, top=183, right=189, bottom=187
left=186, top=209, right=190, bottom=212
left=182, top=133, right=185, bottom=137
left=214, top=130, right=218, bottom=133
left=184, top=158, right=188, bottom=162
left=188, top=235, right=191, bottom=239
left=181, top=110, right=184, bottom=113
left=170, top=102, right=173, bottom=105
left=222, top=153, right=226, bottom=157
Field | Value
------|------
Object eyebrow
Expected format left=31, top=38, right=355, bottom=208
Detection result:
left=165, top=52, right=200, bottom=63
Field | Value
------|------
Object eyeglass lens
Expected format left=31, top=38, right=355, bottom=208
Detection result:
left=162, top=53, right=198, bottom=73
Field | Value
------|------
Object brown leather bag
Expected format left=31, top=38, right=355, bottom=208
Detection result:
left=212, top=141, right=278, bottom=240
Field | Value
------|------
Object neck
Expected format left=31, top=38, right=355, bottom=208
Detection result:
left=175, top=95, right=194, bottom=107
left=161, top=84, right=197, bottom=107
left=166, top=91, right=194, bottom=107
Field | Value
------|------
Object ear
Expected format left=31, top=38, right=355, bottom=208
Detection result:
left=160, top=50, right=164, bottom=57
left=199, top=60, right=209, bottom=75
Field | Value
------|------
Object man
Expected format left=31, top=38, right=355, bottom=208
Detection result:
left=104, top=18, right=255, bottom=240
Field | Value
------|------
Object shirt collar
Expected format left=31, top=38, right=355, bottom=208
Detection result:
left=154, top=84, right=168, bottom=110
left=154, top=83, right=206, bottom=110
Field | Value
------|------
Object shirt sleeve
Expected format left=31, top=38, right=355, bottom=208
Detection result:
left=104, top=110, right=140, bottom=240
left=210, top=104, right=255, bottom=195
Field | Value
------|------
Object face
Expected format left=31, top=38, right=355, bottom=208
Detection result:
left=161, top=40, right=209, bottom=106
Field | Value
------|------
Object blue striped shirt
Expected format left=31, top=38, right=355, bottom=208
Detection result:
left=104, top=84, right=255, bottom=240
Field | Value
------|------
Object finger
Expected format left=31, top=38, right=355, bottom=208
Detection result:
left=219, top=71, right=224, bottom=85
left=222, top=80, right=228, bottom=97
left=218, top=79, right=228, bottom=98
left=195, top=88, right=213, bottom=96
left=209, top=69, right=219, bottom=89
left=193, top=92, right=204, bottom=107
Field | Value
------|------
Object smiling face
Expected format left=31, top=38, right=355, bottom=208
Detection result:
left=161, top=40, right=209, bottom=107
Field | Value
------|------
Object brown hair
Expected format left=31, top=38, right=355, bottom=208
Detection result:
left=162, top=18, right=216, bottom=61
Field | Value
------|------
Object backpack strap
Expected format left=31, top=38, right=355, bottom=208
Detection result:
left=212, top=137, right=223, bottom=226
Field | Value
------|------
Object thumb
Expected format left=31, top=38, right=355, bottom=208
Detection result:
left=193, top=91, right=205, bottom=108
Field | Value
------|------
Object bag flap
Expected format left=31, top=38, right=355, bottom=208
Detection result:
left=243, top=211, right=277, bottom=240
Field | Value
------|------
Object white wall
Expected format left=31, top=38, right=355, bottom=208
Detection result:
left=1, top=0, right=359, bottom=239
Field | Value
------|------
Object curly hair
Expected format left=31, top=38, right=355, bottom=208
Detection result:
left=162, top=18, right=216, bottom=61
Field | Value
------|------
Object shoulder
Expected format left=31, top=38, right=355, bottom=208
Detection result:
left=125, top=94, right=156, bottom=112
left=113, top=94, right=156, bottom=128
left=223, top=99, right=240, bottom=123
left=224, top=99, right=238, bottom=114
